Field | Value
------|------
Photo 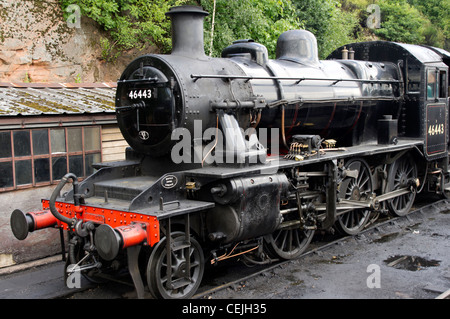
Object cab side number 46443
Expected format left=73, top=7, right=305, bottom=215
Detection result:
left=428, top=123, right=444, bottom=136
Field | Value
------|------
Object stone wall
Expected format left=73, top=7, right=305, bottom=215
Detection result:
left=0, top=0, right=140, bottom=83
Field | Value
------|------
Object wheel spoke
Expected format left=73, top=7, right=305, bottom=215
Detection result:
left=280, top=230, right=288, bottom=251
left=402, top=195, right=408, bottom=209
left=274, top=229, right=282, bottom=243
left=343, top=211, right=350, bottom=227
left=406, top=166, right=413, bottom=177
left=394, top=196, right=400, bottom=209
left=357, top=167, right=364, bottom=185
left=349, top=211, right=355, bottom=228
left=294, top=230, right=301, bottom=248
left=359, top=175, right=370, bottom=189
left=288, top=230, right=293, bottom=252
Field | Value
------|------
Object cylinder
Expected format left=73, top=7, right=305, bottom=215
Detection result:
left=206, top=174, right=289, bottom=243
left=10, top=209, right=58, bottom=240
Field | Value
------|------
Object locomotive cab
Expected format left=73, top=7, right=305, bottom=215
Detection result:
left=329, top=41, right=449, bottom=160
left=424, top=66, right=448, bottom=157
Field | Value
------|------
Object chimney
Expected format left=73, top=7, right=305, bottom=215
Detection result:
left=165, top=6, right=209, bottom=58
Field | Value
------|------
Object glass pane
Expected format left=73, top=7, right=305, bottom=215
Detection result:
left=51, top=129, right=66, bottom=154
left=69, top=155, right=83, bottom=177
left=85, top=153, right=101, bottom=176
left=68, top=128, right=82, bottom=152
left=0, top=162, right=13, bottom=188
left=407, top=65, right=421, bottom=92
left=15, top=160, right=32, bottom=185
left=84, top=127, right=101, bottom=151
left=427, top=69, right=436, bottom=99
left=0, top=132, right=12, bottom=158
left=52, top=156, right=67, bottom=180
left=439, top=71, right=446, bottom=99
left=34, top=158, right=50, bottom=183
left=32, top=129, right=49, bottom=155
left=13, top=131, right=31, bottom=157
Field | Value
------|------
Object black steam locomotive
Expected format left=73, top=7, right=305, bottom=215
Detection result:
left=10, top=6, right=450, bottom=299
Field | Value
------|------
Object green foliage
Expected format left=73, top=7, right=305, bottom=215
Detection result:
left=59, top=0, right=449, bottom=62
left=341, top=0, right=449, bottom=50
left=23, top=72, right=31, bottom=83
left=408, top=0, right=449, bottom=36
left=60, top=0, right=301, bottom=60
left=374, top=0, right=427, bottom=44
left=293, top=0, right=360, bottom=58
left=100, top=37, right=120, bottom=62
left=60, top=0, right=189, bottom=60
left=407, top=0, right=449, bottom=49
left=199, top=0, right=302, bottom=58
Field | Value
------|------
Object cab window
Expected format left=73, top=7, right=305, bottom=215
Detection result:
left=427, top=69, right=437, bottom=99
left=438, top=70, right=447, bottom=99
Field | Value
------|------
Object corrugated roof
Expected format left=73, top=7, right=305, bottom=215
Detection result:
left=0, top=82, right=117, bottom=116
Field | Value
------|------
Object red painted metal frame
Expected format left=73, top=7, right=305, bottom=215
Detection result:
left=41, top=199, right=160, bottom=247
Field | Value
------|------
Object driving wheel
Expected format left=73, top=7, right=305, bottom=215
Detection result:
left=386, top=154, right=418, bottom=216
left=336, top=158, right=373, bottom=235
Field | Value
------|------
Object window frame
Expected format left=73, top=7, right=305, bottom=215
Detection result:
left=0, top=126, right=102, bottom=192
left=438, top=70, right=447, bottom=99
left=426, top=68, right=438, bottom=100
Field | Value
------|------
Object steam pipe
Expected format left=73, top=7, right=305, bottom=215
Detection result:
left=49, top=173, right=79, bottom=227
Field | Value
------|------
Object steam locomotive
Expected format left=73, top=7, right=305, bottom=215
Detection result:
left=10, top=5, right=450, bottom=299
